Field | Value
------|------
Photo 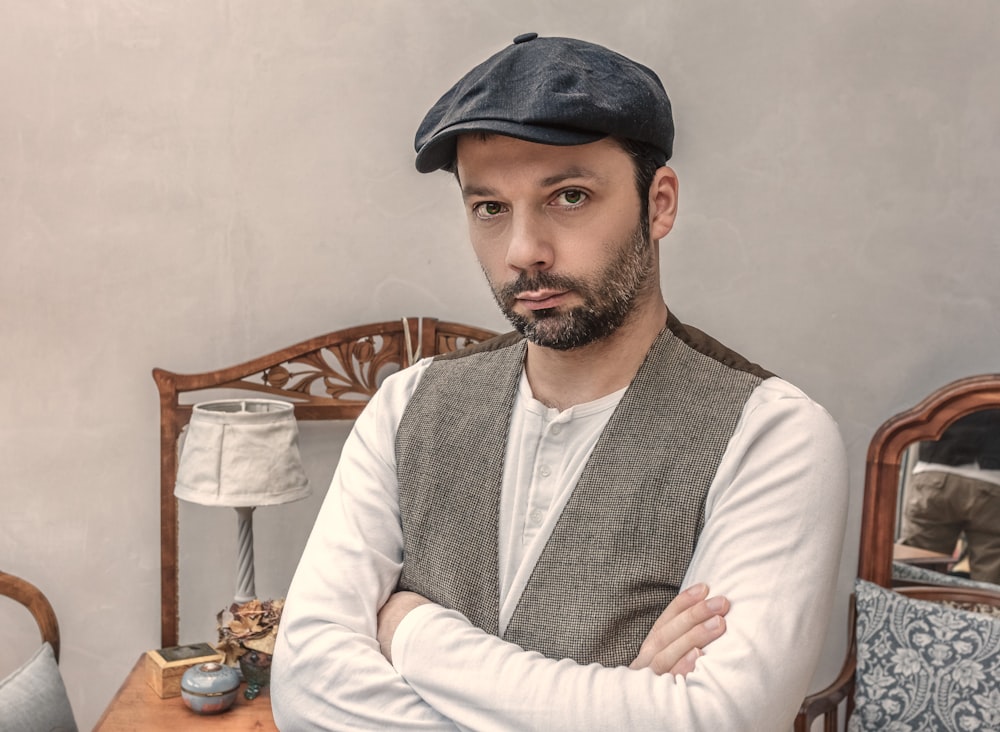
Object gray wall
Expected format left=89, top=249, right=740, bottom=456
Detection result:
left=2, top=2, right=999, bottom=728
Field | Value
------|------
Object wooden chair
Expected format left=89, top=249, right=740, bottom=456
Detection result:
left=795, top=373, right=1000, bottom=731
left=0, top=569, right=77, bottom=731
left=152, top=317, right=498, bottom=648
left=0, top=570, right=61, bottom=662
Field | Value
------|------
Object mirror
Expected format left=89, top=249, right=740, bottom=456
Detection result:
left=893, top=408, right=1000, bottom=584
left=859, top=374, right=1000, bottom=587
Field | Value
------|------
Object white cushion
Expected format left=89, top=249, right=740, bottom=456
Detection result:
left=0, top=642, right=77, bottom=732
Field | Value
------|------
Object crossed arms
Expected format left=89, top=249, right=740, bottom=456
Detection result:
left=271, top=363, right=848, bottom=731
left=377, top=583, right=726, bottom=674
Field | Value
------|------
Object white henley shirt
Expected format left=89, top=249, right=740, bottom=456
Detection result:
left=272, top=357, right=848, bottom=731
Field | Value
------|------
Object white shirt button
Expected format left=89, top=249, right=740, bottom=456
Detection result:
left=538, top=465, right=551, bottom=477
left=529, top=509, right=544, bottom=526
left=550, top=423, right=562, bottom=436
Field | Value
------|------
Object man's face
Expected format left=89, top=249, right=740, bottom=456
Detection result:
left=456, top=136, right=658, bottom=351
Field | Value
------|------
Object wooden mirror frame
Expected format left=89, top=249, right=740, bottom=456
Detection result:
left=798, top=373, right=1000, bottom=729
left=860, top=373, right=1000, bottom=587
left=152, top=317, right=498, bottom=648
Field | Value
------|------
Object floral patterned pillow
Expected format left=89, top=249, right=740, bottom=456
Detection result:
left=849, top=579, right=1000, bottom=731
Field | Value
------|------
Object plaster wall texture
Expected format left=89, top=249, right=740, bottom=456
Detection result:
left=2, top=2, right=1000, bottom=728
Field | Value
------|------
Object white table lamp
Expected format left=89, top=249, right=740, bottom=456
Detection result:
left=174, top=399, right=311, bottom=604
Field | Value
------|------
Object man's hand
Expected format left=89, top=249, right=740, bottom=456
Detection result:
left=629, top=583, right=729, bottom=677
left=377, top=591, right=432, bottom=664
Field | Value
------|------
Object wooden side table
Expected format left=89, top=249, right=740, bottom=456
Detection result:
left=95, top=655, right=278, bottom=730
left=893, top=542, right=956, bottom=573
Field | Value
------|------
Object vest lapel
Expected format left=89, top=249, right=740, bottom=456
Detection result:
left=395, top=340, right=526, bottom=634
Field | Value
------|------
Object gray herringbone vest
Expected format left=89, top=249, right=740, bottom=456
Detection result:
left=395, top=316, right=771, bottom=667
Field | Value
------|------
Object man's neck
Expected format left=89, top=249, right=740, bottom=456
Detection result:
left=523, top=299, right=669, bottom=411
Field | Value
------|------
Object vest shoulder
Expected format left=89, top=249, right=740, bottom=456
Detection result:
left=430, top=316, right=774, bottom=380
left=666, top=313, right=775, bottom=381
left=434, top=330, right=524, bottom=362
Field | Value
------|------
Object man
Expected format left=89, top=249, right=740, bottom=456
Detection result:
left=899, top=409, right=1000, bottom=583
left=272, top=34, right=847, bottom=730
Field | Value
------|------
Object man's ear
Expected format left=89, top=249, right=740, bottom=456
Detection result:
left=649, top=166, right=679, bottom=241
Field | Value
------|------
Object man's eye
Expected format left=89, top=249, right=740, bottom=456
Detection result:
left=473, top=202, right=506, bottom=219
left=554, top=189, right=587, bottom=207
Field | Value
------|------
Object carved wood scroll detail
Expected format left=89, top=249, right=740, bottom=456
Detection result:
left=435, top=332, right=482, bottom=357
left=244, top=329, right=492, bottom=405
left=260, top=332, right=406, bottom=403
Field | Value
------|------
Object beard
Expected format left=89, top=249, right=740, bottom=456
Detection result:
left=487, top=222, right=656, bottom=351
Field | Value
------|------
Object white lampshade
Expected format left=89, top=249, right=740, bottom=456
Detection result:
left=175, top=399, right=311, bottom=508
left=174, top=399, right=311, bottom=605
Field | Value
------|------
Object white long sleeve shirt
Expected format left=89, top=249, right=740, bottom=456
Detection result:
left=271, top=358, right=849, bottom=731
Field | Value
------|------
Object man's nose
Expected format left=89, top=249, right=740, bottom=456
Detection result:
left=505, top=213, right=553, bottom=272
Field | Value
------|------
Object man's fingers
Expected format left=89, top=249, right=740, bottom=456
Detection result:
left=630, top=589, right=729, bottom=673
left=646, top=614, right=726, bottom=676
left=668, top=648, right=702, bottom=677
left=648, top=583, right=709, bottom=632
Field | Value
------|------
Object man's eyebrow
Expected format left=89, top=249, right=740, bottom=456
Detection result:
left=461, top=184, right=497, bottom=200
left=538, top=167, right=604, bottom=188
left=461, top=167, right=606, bottom=199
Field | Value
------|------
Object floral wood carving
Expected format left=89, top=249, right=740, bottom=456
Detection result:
left=259, top=332, right=406, bottom=403
left=435, top=332, right=484, bottom=356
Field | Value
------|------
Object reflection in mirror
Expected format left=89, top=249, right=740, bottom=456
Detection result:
left=860, top=373, right=1000, bottom=588
left=895, top=409, right=1000, bottom=585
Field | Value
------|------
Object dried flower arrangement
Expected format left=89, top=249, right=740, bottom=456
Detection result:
left=214, top=598, right=284, bottom=667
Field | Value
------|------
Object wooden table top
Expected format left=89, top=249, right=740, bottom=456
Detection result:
left=893, top=542, right=956, bottom=570
left=94, top=655, right=278, bottom=731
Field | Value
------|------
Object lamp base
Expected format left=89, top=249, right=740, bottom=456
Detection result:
left=233, top=506, right=257, bottom=604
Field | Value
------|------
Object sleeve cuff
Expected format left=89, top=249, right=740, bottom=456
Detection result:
left=391, top=602, right=460, bottom=672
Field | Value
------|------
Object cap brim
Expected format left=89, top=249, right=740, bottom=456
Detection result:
left=415, top=120, right=606, bottom=173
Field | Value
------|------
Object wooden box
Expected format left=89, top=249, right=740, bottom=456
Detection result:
left=144, top=643, right=224, bottom=698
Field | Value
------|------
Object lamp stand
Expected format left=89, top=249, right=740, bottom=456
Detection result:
left=234, top=506, right=257, bottom=604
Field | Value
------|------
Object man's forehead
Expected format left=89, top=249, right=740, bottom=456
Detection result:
left=455, top=134, right=625, bottom=190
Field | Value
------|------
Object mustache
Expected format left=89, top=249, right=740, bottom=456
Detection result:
left=497, top=271, right=582, bottom=301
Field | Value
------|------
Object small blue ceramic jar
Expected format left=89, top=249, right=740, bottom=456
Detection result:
left=180, top=661, right=241, bottom=714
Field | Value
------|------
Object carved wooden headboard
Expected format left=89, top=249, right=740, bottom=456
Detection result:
left=152, top=317, right=498, bottom=647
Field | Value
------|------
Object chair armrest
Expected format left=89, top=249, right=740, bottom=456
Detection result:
left=0, top=570, right=61, bottom=661
left=793, top=653, right=856, bottom=732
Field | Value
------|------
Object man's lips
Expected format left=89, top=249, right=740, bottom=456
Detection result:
left=515, top=290, right=570, bottom=310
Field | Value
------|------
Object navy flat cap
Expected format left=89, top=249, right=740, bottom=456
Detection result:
left=414, top=33, right=674, bottom=173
